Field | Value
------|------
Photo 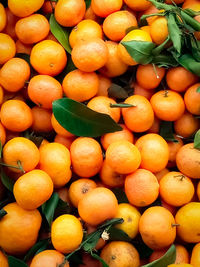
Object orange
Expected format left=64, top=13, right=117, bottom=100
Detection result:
left=118, top=29, right=152, bottom=66
left=4, top=8, right=18, bottom=40
left=8, top=0, right=44, bottom=17
left=175, top=244, right=190, bottom=264
left=122, top=95, right=154, bottom=132
left=91, top=0, right=123, bottom=17
left=100, top=159, right=125, bottom=188
left=125, top=169, right=159, bottom=207
left=135, top=133, right=169, bottom=173
left=168, top=265, right=193, bottom=267
left=175, top=202, right=200, bottom=243
left=51, top=114, right=74, bottom=138
left=148, top=116, right=160, bottom=134
left=96, top=74, right=111, bottom=97
left=54, top=135, right=75, bottom=150
left=3, top=137, right=40, bottom=173
left=100, top=241, right=140, bottom=267
left=139, top=206, right=176, bottom=250
left=30, top=250, right=69, bottom=267
left=197, top=182, right=200, bottom=201
left=56, top=187, right=70, bottom=203
left=159, top=171, right=195, bottom=207
left=150, top=90, right=185, bottom=121
left=191, top=243, right=200, bottom=267
left=140, top=5, right=159, bottom=25
left=14, top=169, right=54, bottom=210
left=15, top=40, right=32, bottom=55
left=62, top=69, right=99, bottom=102
left=42, top=1, right=57, bottom=14
left=101, top=124, right=134, bottom=150
left=69, top=178, right=97, bottom=207
left=166, top=67, right=198, bottom=92
left=28, top=75, right=63, bottom=109
left=72, top=38, right=108, bottom=72
left=140, top=25, right=151, bottom=35
left=69, top=19, right=103, bottom=48
left=78, top=187, right=118, bottom=226
left=167, top=136, right=183, bottom=168
left=184, top=83, right=200, bottom=115
left=0, top=122, right=6, bottom=145
left=84, top=5, right=100, bottom=21
left=55, top=0, right=85, bottom=27
left=103, top=10, right=138, bottom=42
left=31, top=106, right=53, bottom=133
left=0, top=202, right=42, bottom=255
left=0, top=251, right=8, bottom=267
left=51, top=214, right=83, bottom=253
left=39, top=142, right=72, bottom=188
left=15, top=14, right=49, bottom=44
left=194, top=15, right=200, bottom=40
left=150, top=17, right=169, bottom=45
left=0, top=33, right=16, bottom=65
left=183, top=0, right=200, bottom=10
left=106, top=140, right=141, bottom=174
left=149, top=249, right=167, bottom=262
left=0, top=57, right=30, bottom=92
left=30, top=40, right=67, bottom=76
left=176, top=143, right=200, bottom=179
left=165, top=0, right=184, bottom=3
left=79, top=253, right=101, bottom=267
left=99, top=41, right=128, bottom=77
left=124, top=0, right=151, bottom=11
left=133, top=82, right=155, bottom=100
left=154, top=168, right=169, bottom=182
left=87, top=96, right=121, bottom=122
left=0, top=3, right=6, bottom=32
left=1, top=100, right=32, bottom=132
left=174, top=112, right=199, bottom=138
left=136, top=64, right=166, bottom=90
left=115, top=203, right=141, bottom=239
left=70, top=137, right=103, bottom=177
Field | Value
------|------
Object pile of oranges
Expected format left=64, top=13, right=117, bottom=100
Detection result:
left=0, top=0, right=200, bottom=266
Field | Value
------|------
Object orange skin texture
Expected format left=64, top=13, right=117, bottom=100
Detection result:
left=124, top=0, right=151, bottom=11
left=15, top=40, right=32, bottom=54
left=87, top=96, right=121, bottom=122
left=197, top=182, right=200, bottom=201
left=106, top=140, right=141, bottom=174
left=0, top=202, right=42, bottom=255
left=8, top=0, right=44, bottom=17
left=191, top=242, right=200, bottom=267
left=51, top=114, right=74, bottom=138
left=166, top=67, right=198, bottom=92
left=55, top=0, right=86, bottom=27
left=174, top=112, right=199, bottom=138
left=28, top=75, right=63, bottom=109
left=125, top=169, right=159, bottom=207
left=42, top=1, right=57, bottom=14
left=149, top=249, right=167, bottom=262
left=175, top=244, right=190, bottom=264
left=182, top=0, right=200, bottom=11
left=103, top=11, right=138, bottom=42
left=91, top=0, right=123, bottom=18
left=14, top=169, right=54, bottom=210
left=150, top=90, right=185, bottom=121
left=30, top=250, right=69, bottom=267
left=70, top=137, right=103, bottom=178
left=100, top=241, right=140, bottom=267
left=0, top=57, right=30, bottom=92
left=154, top=168, right=169, bottom=182
left=39, top=142, right=72, bottom=188
left=3, top=8, right=18, bottom=40
left=3, top=137, right=40, bottom=173
left=1, top=100, right=33, bottom=132
left=54, top=135, right=75, bottom=150
left=148, top=116, right=160, bottom=134
left=176, top=143, right=200, bottom=179
left=159, top=171, right=195, bottom=207
left=150, top=17, right=169, bottom=45
left=135, top=133, right=169, bottom=173
left=122, top=95, right=154, bottom=132
left=72, top=38, right=108, bottom=72
left=194, top=15, right=200, bottom=40
left=184, top=83, right=200, bottom=115
left=30, top=40, right=67, bottom=76
left=0, top=3, right=6, bottom=32
left=0, top=33, right=16, bottom=65
left=56, top=187, right=70, bottom=203
left=31, top=106, right=53, bottom=133
left=96, top=74, right=111, bottom=97
left=62, top=69, right=99, bottom=102
left=136, top=64, right=166, bottom=90
left=69, top=178, right=97, bottom=208
left=15, top=14, right=49, bottom=44
left=0, top=251, right=8, bottom=267
left=139, top=5, right=159, bottom=25
left=78, top=187, right=118, bottom=226
left=100, top=159, right=125, bottom=188
left=133, top=83, right=155, bottom=100
left=167, top=136, right=183, bottom=168
left=51, top=214, right=83, bottom=253
left=0, top=85, right=4, bottom=105
left=139, top=206, right=176, bottom=250
left=0, top=122, right=6, bottom=146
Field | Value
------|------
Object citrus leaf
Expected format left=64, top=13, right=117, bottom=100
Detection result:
left=85, top=0, right=91, bottom=9
left=176, top=53, right=200, bottom=77
left=49, top=14, right=71, bottom=54
left=141, top=244, right=176, bottom=267
left=82, top=231, right=102, bottom=252
left=24, top=239, right=49, bottom=262
left=194, top=129, right=200, bottom=149
left=132, top=237, right=153, bottom=259
left=90, top=251, right=109, bottom=267
left=112, top=188, right=129, bottom=204
left=151, top=53, right=178, bottom=68
left=167, top=13, right=182, bottom=54
left=197, top=86, right=200, bottom=93
left=108, top=84, right=129, bottom=99
left=110, top=103, right=135, bottom=108
left=53, top=98, right=122, bottom=137
left=1, top=169, right=14, bottom=192
left=8, top=256, right=28, bottom=267
left=0, top=208, right=7, bottom=219
left=160, top=121, right=179, bottom=142
left=99, top=218, right=124, bottom=229
left=42, top=192, right=59, bottom=226
left=108, top=227, right=132, bottom=242
left=181, top=10, right=200, bottom=31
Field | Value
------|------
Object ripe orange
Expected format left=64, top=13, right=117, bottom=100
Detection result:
left=191, top=243, right=200, bottom=267
left=124, top=0, right=151, bottom=11
left=8, top=0, right=44, bottom=17
left=154, top=168, right=169, bottom=182
left=0, top=202, right=42, bottom=255
left=79, top=253, right=101, bottom=267
left=42, top=1, right=57, bottom=14
left=106, top=140, right=141, bottom=174
left=174, top=112, right=199, bottom=138
left=0, top=122, right=6, bottom=146
left=70, top=137, right=103, bottom=178
left=183, top=0, right=200, bottom=11
left=175, top=244, right=190, bottom=264
left=72, top=38, right=108, bottom=72
left=31, top=106, right=53, bottom=133
left=148, top=116, right=160, bottom=134
left=54, top=135, right=75, bottom=150
left=168, top=264, right=193, bottom=267
left=0, top=250, right=8, bottom=267
left=167, top=136, right=183, bottom=168
left=30, top=40, right=67, bottom=76
left=51, top=114, right=74, bottom=138
left=0, top=33, right=16, bottom=65
left=15, top=40, right=32, bottom=55
left=133, top=82, right=155, bottom=100
left=125, top=169, right=159, bottom=207
left=184, top=83, right=200, bottom=115
left=149, top=249, right=167, bottom=262
left=3, top=8, right=18, bottom=40
left=91, top=0, right=123, bottom=17
left=0, top=3, right=6, bottom=32
left=197, top=182, right=200, bottom=201
left=150, top=17, right=169, bottom=45
left=140, top=5, right=159, bottom=25
left=96, top=74, right=111, bottom=97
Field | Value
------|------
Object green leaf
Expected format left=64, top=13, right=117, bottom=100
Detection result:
left=53, top=98, right=122, bottom=137
left=85, top=0, right=91, bottom=9
left=90, top=251, right=109, bottom=267
left=1, top=169, right=14, bottom=192
left=194, top=129, right=200, bottom=149
left=108, top=227, right=132, bottom=242
left=24, top=239, right=49, bottom=262
left=152, top=36, right=170, bottom=56
left=99, top=218, right=124, bottom=230
left=108, top=83, right=129, bottom=99
left=151, top=53, right=178, bottom=68
left=176, top=53, right=200, bottom=77
left=82, top=231, right=102, bottom=252
left=8, top=256, right=28, bottom=267
left=167, top=13, right=182, bottom=54
left=190, top=38, right=200, bottom=62
left=110, top=103, right=136, bottom=108
left=0, top=208, right=7, bottom=219
left=197, top=86, right=200, bottom=93
left=148, top=0, right=174, bottom=11
left=181, top=10, right=200, bottom=31
left=121, top=41, right=156, bottom=64
left=42, top=193, right=59, bottom=226
left=140, top=12, right=165, bottom=26
left=112, top=188, right=129, bottom=204
left=49, top=14, right=71, bottom=54
left=141, top=244, right=176, bottom=267
left=125, top=26, right=138, bottom=34
left=159, top=121, right=178, bottom=142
